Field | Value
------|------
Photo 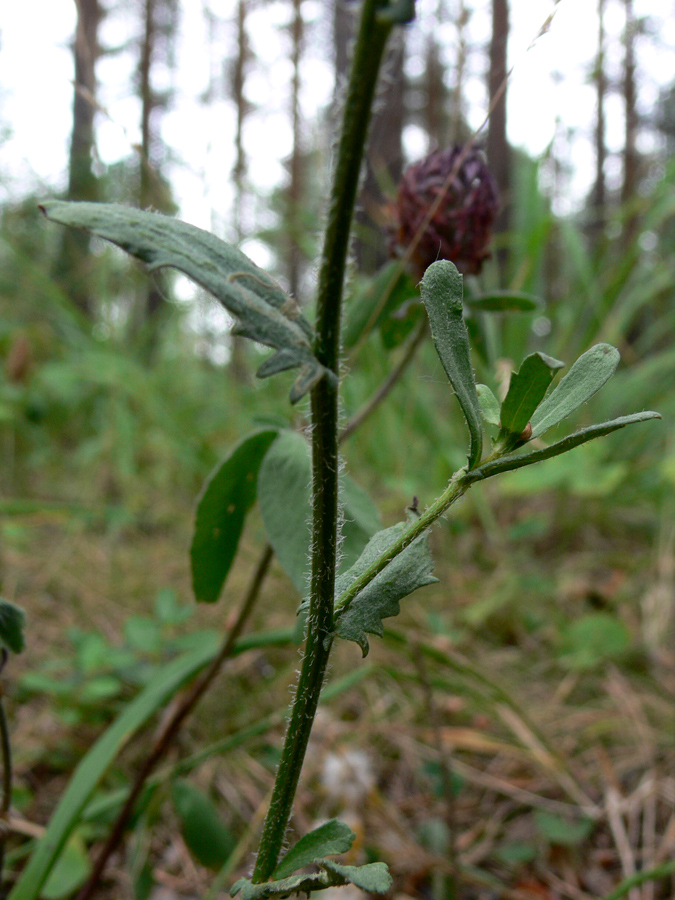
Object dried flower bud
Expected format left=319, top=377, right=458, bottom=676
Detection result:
left=389, top=146, right=499, bottom=279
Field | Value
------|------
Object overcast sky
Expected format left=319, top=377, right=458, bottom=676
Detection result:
left=1, top=0, right=672, bottom=233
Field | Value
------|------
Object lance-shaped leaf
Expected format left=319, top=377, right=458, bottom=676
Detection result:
left=334, top=522, right=438, bottom=656
left=420, top=260, right=482, bottom=468
left=191, top=430, right=278, bottom=603
left=499, top=352, right=564, bottom=439
left=39, top=201, right=328, bottom=403
left=466, top=411, right=661, bottom=485
left=273, top=820, right=355, bottom=880
left=530, top=343, right=620, bottom=439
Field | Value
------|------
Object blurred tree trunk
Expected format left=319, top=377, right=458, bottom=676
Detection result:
left=228, top=0, right=252, bottom=382
left=57, top=0, right=103, bottom=317
left=287, top=0, right=305, bottom=301
left=621, top=0, right=639, bottom=242
left=448, top=0, right=470, bottom=145
left=590, top=0, right=607, bottom=239
left=486, top=0, right=510, bottom=282
left=135, top=0, right=178, bottom=349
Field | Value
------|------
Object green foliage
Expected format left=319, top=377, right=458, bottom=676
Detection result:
left=172, top=779, right=236, bottom=870
left=273, top=819, right=355, bottom=879
left=420, top=261, right=483, bottom=468
left=191, top=430, right=279, bottom=603
left=257, top=430, right=381, bottom=596
left=333, top=522, right=437, bottom=656
left=39, top=202, right=329, bottom=403
left=558, top=612, right=631, bottom=670
left=0, top=599, right=25, bottom=654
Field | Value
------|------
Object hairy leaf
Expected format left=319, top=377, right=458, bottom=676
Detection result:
left=257, top=432, right=380, bottom=596
left=335, top=522, right=437, bottom=656
left=231, top=860, right=392, bottom=900
left=466, top=412, right=661, bottom=484
left=319, top=860, right=393, bottom=893
left=530, top=343, right=620, bottom=439
left=39, top=201, right=328, bottom=402
left=0, top=599, right=25, bottom=653
left=191, top=430, right=278, bottom=603
left=499, top=352, right=564, bottom=437
left=420, top=260, right=482, bottom=468
left=273, top=820, right=355, bottom=880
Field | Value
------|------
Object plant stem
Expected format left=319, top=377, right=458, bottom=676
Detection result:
left=251, top=0, right=396, bottom=882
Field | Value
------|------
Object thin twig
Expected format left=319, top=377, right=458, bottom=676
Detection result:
left=75, top=544, right=274, bottom=900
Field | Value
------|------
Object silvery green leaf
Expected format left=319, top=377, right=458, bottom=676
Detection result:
left=335, top=522, right=437, bottom=656
left=476, top=384, right=501, bottom=426
left=499, top=352, right=564, bottom=438
left=467, top=411, right=661, bottom=484
left=273, top=820, right=355, bottom=880
left=530, top=344, right=620, bottom=439
left=230, top=860, right=392, bottom=900
left=257, top=432, right=381, bottom=597
left=318, top=860, right=393, bottom=893
left=39, top=201, right=328, bottom=403
left=420, top=261, right=482, bottom=468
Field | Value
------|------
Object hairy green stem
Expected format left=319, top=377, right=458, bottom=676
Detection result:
left=251, top=0, right=396, bottom=882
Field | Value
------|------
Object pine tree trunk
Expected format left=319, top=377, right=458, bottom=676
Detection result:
left=486, top=0, right=510, bottom=282
left=621, top=0, right=639, bottom=242
left=591, top=0, right=607, bottom=238
left=58, top=0, right=102, bottom=317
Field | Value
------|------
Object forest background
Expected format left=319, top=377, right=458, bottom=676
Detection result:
left=0, top=1, right=674, bottom=899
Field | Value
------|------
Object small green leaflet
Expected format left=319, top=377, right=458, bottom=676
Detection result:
left=39, top=201, right=329, bottom=403
left=499, top=352, right=564, bottom=440
left=191, top=430, right=278, bottom=603
left=334, top=522, right=437, bottom=656
left=420, top=260, right=482, bottom=468
left=530, top=343, right=620, bottom=439
left=476, top=384, right=501, bottom=426
left=273, top=819, right=355, bottom=880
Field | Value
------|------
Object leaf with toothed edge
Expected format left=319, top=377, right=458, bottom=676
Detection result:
left=333, top=522, right=437, bottom=656
left=39, top=201, right=329, bottom=403
left=420, top=260, right=482, bottom=468
left=230, top=860, right=392, bottom=900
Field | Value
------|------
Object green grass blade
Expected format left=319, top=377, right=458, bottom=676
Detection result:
left=8, top=643, right=219, bottom=900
